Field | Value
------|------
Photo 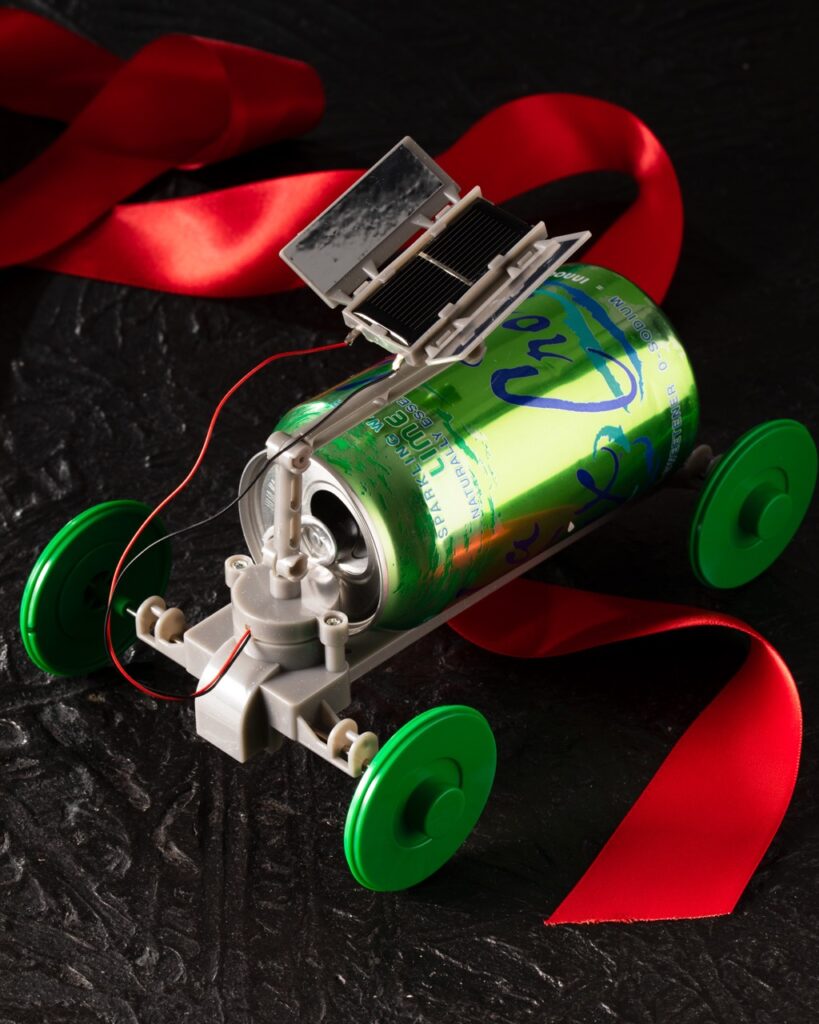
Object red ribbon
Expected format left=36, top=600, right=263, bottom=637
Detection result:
left=1, top=10, right=802, bottom=925
left=451, top=582, right=801, bottom=923
left=0, top=9, right=680, bottom=302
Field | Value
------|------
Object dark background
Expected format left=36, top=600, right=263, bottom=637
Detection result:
left=1, top=1, right=817, bottom=1021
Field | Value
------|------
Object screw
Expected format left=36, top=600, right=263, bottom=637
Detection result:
left=324, top=614, right=343, bottom=626
left=232, top=558, right=249, bottom=570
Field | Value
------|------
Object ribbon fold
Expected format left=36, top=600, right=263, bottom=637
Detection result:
left=0, top=9, right=681, bottom=301
left=451, top=582, right=801, bottom=924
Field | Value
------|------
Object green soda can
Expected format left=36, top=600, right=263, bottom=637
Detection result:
left=239, top=263, right=699, bottom=630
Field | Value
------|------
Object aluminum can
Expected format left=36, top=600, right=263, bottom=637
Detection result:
left=239, top=263, right=699, bottom=630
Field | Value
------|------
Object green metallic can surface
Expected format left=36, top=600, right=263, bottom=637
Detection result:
left=240, top=263, right=699, bottom=629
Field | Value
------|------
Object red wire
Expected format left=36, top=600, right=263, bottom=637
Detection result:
left=105, top=340, right=347, bottom=701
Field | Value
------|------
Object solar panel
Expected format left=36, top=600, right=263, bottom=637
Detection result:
left=423, top=199, right=529, bottom=283
left=280, top=135, right=591, bottom=364
left=355, top=257, right=469, bottom=344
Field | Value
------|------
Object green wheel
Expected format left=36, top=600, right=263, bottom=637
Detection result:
left=20, top=500, right=171, bottom=677
left=689, top=419, right=817, bottom=589
left=344, top=705, right=496, bottom=892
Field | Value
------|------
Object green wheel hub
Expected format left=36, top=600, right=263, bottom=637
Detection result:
left=689, top=419, right=817, bottom=589
left=20, top=500, right=171, bottom=676
left=344, top=705, right=496, bottom=892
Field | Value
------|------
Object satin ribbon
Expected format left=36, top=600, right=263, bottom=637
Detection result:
left=0, top=9, right=680, bottom=302
left=451, top=582, right=801, bottom=924
left=1, top=10, right=802, bottom=925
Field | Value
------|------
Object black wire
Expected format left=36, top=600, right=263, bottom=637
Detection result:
left=104, top=366, right=393, bottom=699
left=114, top=370, right=391, bottom=580
left=115, top=444, right=269, bottom=582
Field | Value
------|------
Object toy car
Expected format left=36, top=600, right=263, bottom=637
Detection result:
left=20, top=139, right=817, bottom=892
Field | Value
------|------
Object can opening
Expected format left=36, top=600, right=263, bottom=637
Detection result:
left=310, top=490, right=369, bottom=577
left=238, top=451, right=383, bottom=630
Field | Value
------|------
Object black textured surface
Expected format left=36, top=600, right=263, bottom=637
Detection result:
left=1, top=1, right=818, bottom=1022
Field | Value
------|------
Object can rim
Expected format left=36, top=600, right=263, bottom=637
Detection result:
left=237, top=449, right=388, bottom=633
